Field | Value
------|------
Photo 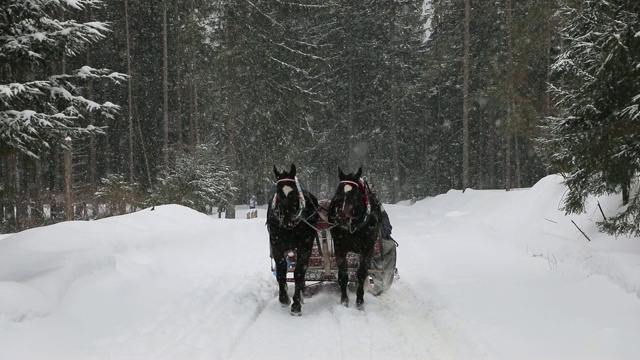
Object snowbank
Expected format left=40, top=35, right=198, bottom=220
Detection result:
left=0, top=205, right=215, bottom=321
left=411, top=175, right=640, bottom=297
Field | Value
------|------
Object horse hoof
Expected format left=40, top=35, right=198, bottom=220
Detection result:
left=291, top=303, right=302, bottom=316
left=356, top=302, right=365, bottom=311
left=341, top=298, right=349, bottom=308
left=279, top=294, right=291, bottom=307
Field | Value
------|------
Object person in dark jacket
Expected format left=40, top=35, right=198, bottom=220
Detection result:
left=368, top=180, right=392, bottom=240
left=370, top=187, right=399, bottom=281
left=380, top=204, right=393, bottom=240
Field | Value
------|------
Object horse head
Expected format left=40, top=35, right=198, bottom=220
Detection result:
left=270, top=163, right=305, bottom=227
left=329, top=166, right=371, bottom=229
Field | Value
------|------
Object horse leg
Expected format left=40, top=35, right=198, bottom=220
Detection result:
left=356, top=256, right=371, bottom=310
left=273, top=249, right=290, bottom=306
left=291, top=243, right=311, bottom=316
left=355, top=251, right=373, bottom=310
left=335, top=248, right=349, bottom=307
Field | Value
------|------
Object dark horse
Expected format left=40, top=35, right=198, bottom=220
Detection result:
left=328, top=167, right=381, bottom=310
left=267, top=164, right=319, bottom=316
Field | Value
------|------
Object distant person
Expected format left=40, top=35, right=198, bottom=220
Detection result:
left=217, top=204, right=226, bottom=218
left=249, top=195, right=257, bottom=209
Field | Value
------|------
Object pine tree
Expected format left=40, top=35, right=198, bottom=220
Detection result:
left=214, top=0, right=328, bottom=212
left=151, top=144, right=237, bottom=214
left=543, top=0, right=640, bottom=235
left=424, top=0, right=465, bottom=191
left=0, top=0, right=126, bottom=158
left=425, top=0, right=551, bottom=192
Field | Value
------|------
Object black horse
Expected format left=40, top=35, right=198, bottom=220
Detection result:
left=328, top=167, right=382, bottom=310
left=267, top=164, right=319, bottom=316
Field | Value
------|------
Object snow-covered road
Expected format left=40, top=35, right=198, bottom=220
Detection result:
left=1, top=175, right=639, bottom=359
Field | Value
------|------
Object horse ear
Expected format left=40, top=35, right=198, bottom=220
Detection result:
left=338, top=167, right=345, bottom=179
left=356, top=166, right=362, bottom=179
left=290, top=163, right=297, bottom=177
left=273, top=165, right=280, bottom=178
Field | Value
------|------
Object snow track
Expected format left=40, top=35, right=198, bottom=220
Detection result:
left=99, top=275, right=274, bottom=360
left=227, top=280, right=468, bottom=360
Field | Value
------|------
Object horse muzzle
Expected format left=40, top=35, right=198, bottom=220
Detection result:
left=338, top=204, right=355, bottom=219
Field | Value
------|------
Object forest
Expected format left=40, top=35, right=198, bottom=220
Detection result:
left=1, top=0, right=639, bottom=235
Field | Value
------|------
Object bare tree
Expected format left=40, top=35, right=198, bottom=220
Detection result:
left=504, top=0, right=513, bottom=191
left=389, top=1, right=400, bottom=203
left=125, top=0, right=134, bottom=182
left=462, top=0, right=471, bottom=190
left=162, top=0, right=169, bottom=166
left=225, top=6, right=238, bottom=219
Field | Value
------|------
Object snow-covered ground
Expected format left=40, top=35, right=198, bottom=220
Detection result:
left=1, top=174, right=639, bottom=360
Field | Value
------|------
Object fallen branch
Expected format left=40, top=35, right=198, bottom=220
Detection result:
left=544, top=217, right=558, bottom=224
left=571, top=220, right=591, bottom=241
left=597, top=201, right=607, bottom=221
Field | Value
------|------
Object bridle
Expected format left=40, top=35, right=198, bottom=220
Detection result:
left=334, top=178, right=372, bottom=232
left=270, top=176, right=308, bottom=227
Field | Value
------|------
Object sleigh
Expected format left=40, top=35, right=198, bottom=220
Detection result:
left=270, top=202, right=397, bottom=294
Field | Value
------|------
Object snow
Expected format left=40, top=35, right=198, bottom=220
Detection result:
left=1, top=174, right=639, bottom=359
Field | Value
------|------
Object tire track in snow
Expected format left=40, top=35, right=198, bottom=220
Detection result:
left=98, top=272, right=274, bottom=360
left=317, top=281, right=454, bottom=360
left=329, top=300, right=376, bottom=360
left=227, top=284, right=343, bottom=360
left=227, top=280, right=456, bottom=360
left=382, top=279, right=501, bottom=360
left=368, top=280, right=458, bottom=359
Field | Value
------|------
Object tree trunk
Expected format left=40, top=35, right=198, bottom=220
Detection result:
left=136, top=112, right=153, bottom=186
left=462, top=0, right=471, bottom=190
left=390, top=2, right=400, bottom=203
left=347, top=13, right=355, bottom=170
left=505, top=0, right=513, bottom=191
left=544, top=0, right=553, bottom=118
left=193, top=81, right=199, bottom=145
left=9, top=153, right=20, bottom=230
left=505, top=106, right=512, bottom=191
left=86, top=8, right=97, bottom=188
left=64, top=138, right=73, bottom=221
left=515, top=135, right=521, bottom=188
left=188, top=0, right=197, bottom=149
left=225, top=9, right=238, bottom=219
left=162, top=0, right=170, bottom=166
left=125, top=0, right=135, bottom=182
left=188, top=68, right=195, bottom=148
